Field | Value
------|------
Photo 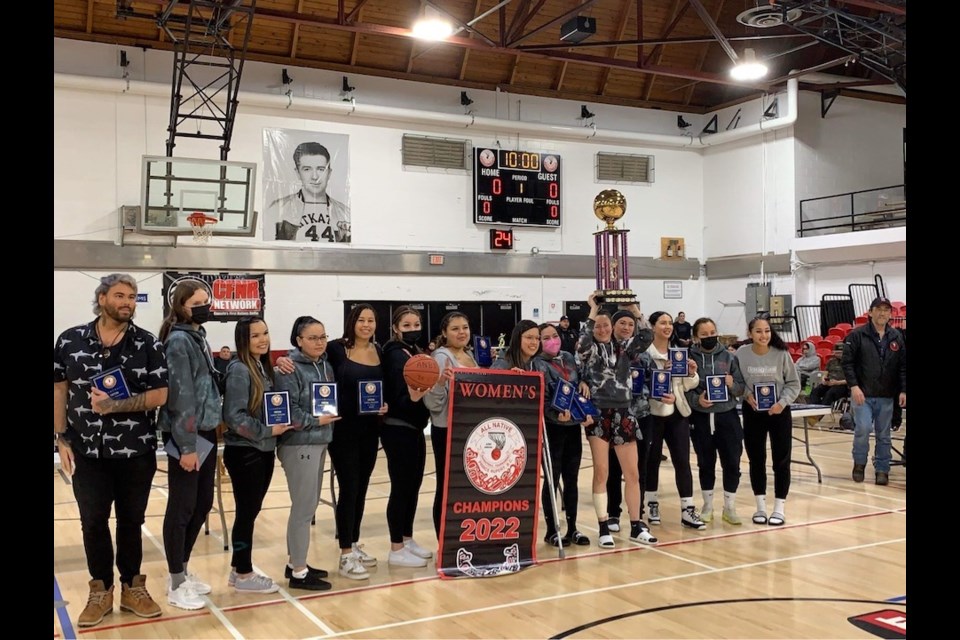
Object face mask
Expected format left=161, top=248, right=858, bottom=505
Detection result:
left=190, top=303, right=211, bottom=325
left=699, top=336, right=719, bottom=351
left=401, top=330, right=421, bottom=345
left=541, top=336, right=561, bottom=356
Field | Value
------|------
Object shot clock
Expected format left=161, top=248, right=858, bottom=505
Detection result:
left=489, top=229, right=514, bottom=250
left=474, top=148, right=561, bottom=227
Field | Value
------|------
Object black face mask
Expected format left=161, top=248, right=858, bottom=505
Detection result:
left=699, top=336, right=719, bottom=351
left=190, top=303, right=211, bottom=325
left=401, top=330, right=421, bottom=345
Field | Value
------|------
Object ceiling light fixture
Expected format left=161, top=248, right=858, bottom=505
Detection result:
left=412, top=7, right=454, bottom=41
left=730, top=48, right=768, bottom=81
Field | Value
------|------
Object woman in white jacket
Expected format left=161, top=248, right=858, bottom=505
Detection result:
left=644, top=311, right=705, bottom=530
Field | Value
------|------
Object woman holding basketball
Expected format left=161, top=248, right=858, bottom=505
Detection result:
left=423, top=311, right=478, bottom=537
left=381, top=306, right=433, bottom=567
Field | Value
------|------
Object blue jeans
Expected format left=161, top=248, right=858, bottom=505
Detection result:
left=852, top=397, right=894, bottom=472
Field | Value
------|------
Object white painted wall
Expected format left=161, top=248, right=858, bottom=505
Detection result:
left=794, top=91, right=906, bottom=207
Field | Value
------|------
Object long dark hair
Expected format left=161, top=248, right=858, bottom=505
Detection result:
left=159, top=280, right=205, bottom=342
left=747, top=315, right=788, bottom=351
left=340, top=303, right=376, bottom=349
left=436, top=312, right=469, bottom=348
left=235, top=317, right=274, bottom=416
left=504, top=320, right=541, bottom=369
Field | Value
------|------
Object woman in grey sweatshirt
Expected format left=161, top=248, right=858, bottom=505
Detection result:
left=732, top=316, right=801, bottom=527
left=274, top=316, right=340, bottom=591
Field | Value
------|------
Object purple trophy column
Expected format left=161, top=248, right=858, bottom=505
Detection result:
left=621, top=231, right=630, bottom=289
left=594, top=233, right=603, bottom=290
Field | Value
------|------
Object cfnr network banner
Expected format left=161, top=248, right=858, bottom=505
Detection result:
left=162, top=272, right=266, bottom=322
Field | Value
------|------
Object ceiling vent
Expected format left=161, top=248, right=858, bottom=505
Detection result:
left=736, top=4, right=802, bottom=28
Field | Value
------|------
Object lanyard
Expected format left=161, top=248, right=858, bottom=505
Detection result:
left=548, top=359, right=571, bottom=381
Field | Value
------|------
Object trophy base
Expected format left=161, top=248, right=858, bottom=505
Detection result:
left=597, top=290, right=637, bottom=304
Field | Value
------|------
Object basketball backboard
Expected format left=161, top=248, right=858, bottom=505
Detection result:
left=139, top=156, right=258, bottom=236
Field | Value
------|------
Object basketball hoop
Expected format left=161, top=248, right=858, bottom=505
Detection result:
left=187, top=212, right=218, bottom=244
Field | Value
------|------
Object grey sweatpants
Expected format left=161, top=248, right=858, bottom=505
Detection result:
left=277, top=443, right=328, bottom=567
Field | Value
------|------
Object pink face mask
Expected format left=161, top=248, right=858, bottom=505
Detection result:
left=541, top=336, right=561, bottom=356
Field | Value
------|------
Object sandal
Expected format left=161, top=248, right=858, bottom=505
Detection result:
left=768, top=512, right=785, bottom=526
left=562, top=530, right=590, bottom=546
left=598, top=534, right=615, bottom=549
left=752, top=511, right=768, bottom=525
left=545, top=532, right=564, bottom=547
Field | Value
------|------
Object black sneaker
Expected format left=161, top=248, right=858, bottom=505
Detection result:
left=875, top=471, right=889, bottom=485
left=852, top=464, right=865, bottom=483
left=288, top=572, right=332, bottom=592
left=284, top=564, right=329, bottom=580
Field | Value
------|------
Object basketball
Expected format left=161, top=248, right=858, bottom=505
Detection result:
left=403, top=354, right=440, bottom=390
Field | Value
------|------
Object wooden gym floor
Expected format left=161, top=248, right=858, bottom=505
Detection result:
left=53, top=416, right=907, bottom=639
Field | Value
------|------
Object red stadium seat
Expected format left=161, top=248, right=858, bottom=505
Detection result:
left=835, top=323, right=853, bottom=331
left=827, top=328, right=844, bottom=339
left=855, top=317, right=868, bottom=326
left=791, top=352, right=801, bottom=362
left=824, top=334, right=841, bottom=344
left=817, top=340, right=835, bottom=350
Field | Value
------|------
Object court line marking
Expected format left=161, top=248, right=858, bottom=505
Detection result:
left=143, top=488, right=245, bottom=640
left=574, top=521, right=719, bottom=571
left=54, top=574, right=76, bottom=640
left=799, top=481, right=908, bottom=503
left=304, top=536, right=906, bottom=639
left=63, top=508, right=906, bottom=640
left=790, top=488, right=908, bottom=513
left=252, top=562, right=337, bottom=637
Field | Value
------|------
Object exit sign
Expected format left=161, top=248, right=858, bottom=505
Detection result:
left=429, top=254, right=444, bottom=266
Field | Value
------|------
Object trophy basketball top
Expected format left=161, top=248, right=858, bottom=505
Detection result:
left=593, top=190, right=626, bottom=230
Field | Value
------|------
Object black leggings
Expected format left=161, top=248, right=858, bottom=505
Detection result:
left=380, top=423, right=427, bottom=544
left=541, top=422, right=583, bottom=534
left=742, top=403, right=793, bottom=499
left=431, top=425, right=448, bottom=538
left=162, top=429, right=218, bottom=574
left=328, top=421, right=380, bottom=549
left=689, top=409, right=743, bottom=494
left=223, top=446, right=276, bottom=574
left=646, top=412, right=694, bottom=498
left=607, top=415, right=652, bottom=519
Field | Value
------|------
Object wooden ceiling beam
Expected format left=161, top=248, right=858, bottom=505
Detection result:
left=642, top=0, right=688, bottom=101
left=86, top=0, right=94, bottom=34
left=506, top=0, right=546, bottom=44
left=598, top=0, right=634, bottom=96
left=683, top=0, right=726, bottom=106
left=345, top=0, right=372, bottom=24
left=290, top=0, right=305, bottom=59
left=459, top=0, right=485, bottom=80
left=424, top=0, right=497, bottom=48
left=54, top=28, right=721, bottom=112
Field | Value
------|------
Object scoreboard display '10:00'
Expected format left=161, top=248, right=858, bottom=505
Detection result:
left=473, top=148, right=561, bottom=228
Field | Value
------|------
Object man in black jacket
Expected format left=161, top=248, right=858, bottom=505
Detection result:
left=557, top=316, right=579, bottom=355
left=842, top=297, right=907, bottom=485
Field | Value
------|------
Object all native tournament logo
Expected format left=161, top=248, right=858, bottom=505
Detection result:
left=463, top=417, right=527, bottom=495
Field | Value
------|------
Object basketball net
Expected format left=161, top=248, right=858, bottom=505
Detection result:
left=187, top=212, right=218, bottom=244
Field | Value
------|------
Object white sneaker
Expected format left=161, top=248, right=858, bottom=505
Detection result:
left=339, top=553, right=370, bottom=580
left=700, top=506, right=714, bottom=523
left=388, top=547, right=428, bottom=568
left=404, top=538, right=433, bottom=560
left=227, top=569, right=236, bottom=587
left=352, top=543, right=378, bottom=567
left=184, top=571, right=212, bottom=595
left=168, top=583, right=205, bottom=610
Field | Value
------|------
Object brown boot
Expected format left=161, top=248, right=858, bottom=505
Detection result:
left=120, top=575, right=162, bottom=619
left=77, top=579, right=114, bottom=628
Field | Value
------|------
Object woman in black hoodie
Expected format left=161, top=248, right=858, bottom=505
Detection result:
left=381, top=306, right=434, bottom=568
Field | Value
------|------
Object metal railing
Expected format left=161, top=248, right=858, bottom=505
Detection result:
left=798, top=184, right=906, bottom=237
